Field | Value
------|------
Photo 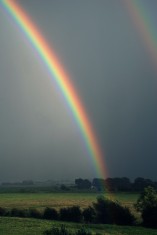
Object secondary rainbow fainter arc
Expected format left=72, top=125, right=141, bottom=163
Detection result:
left=125, top=0, right=157, bottom=70
left=1, top=0, right=108, bottom=182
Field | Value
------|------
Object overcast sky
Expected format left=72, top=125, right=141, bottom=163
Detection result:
left=0, top=0, right=157, bottom=182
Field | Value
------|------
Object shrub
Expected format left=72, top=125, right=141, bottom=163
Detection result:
left=11, top=208, right=29, bottom=218
left=142, top=207, right=157, bottom=228
left=43, top=207, right=58, bottom=220
left=59, top=206, right=82, bottom=222
left=0, top=207, right=8, bottom=216
left=135, top=186, right=157, bottom=212
left=29, top=208, right=42, bottom=219
left=109, top=201, right=135, bottom=225
left=59, top=207, right=69, bottom=221
left=93, top=196, right=112, bottom=224
left=93, top=196, right=135, bottom=225
left=135, top=186, right=157, bottom=228
left=60, top=184, right=70, bottom=191
left=82, top=206, right=96, bottom=223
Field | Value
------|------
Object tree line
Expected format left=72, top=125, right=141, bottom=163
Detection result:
left=75, top=177, right=157, bottom=192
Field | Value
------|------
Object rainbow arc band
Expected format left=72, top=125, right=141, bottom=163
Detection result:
left=1, top=0, right=108, bottom=181
left=125, top=0, right=157, bottom=69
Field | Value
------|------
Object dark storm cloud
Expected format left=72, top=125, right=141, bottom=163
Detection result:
left=0, top=0, right=157, bottom=181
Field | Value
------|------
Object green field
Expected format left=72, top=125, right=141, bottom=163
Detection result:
left=0, top=192, right=155, bottom=235
left=0, top=192, right=138, bottom=210
left=0, top=217, right=157, bottom=235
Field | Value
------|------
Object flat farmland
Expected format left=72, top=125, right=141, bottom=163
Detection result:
left=0, top=192, right=139, bottom=211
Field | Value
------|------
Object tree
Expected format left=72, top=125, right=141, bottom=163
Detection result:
left=59, top=206, right=82, bottom=222
left=60, top=184, right=70, bottom=191
left=93, top=196, right=135, bottom=225
left=82, top=206, right=96, bottom=223
left=92, top=178, right=105, bottom=191
left=104, top=177, right=131, bottom=192
left=133, top=177, right=154, bottom=191
left=75, top=179, right=91, bottom=189
left=43, top=207, right=58, bottom=220
left=135, top=186, right=157, bottom=228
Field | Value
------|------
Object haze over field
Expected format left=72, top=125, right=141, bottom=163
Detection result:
left=0, top=0, right=157, bottom=181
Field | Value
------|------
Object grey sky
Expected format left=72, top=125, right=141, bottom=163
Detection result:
left=0, top=0, right=157, bottom=181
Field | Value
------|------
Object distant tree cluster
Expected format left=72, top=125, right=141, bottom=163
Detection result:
left=75, top=179, right=91, bottom=189
left=1, top=180, right=34, bottom=186
left=75, top=177, right=157, bottom=192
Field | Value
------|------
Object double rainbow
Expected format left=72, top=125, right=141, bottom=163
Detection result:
left=2, top=0, right=156, bottom=182
left=1, top=0, right=107, bottom=179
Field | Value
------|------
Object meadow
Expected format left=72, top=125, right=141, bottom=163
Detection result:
left=0, top=192, right=138, bottom=211
left=1, top=191, right=156, bottom=235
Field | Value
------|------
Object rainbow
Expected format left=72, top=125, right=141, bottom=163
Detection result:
left=1, top=0, right=108, bottom=180
left=125, top=0, right=157, bottom=70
